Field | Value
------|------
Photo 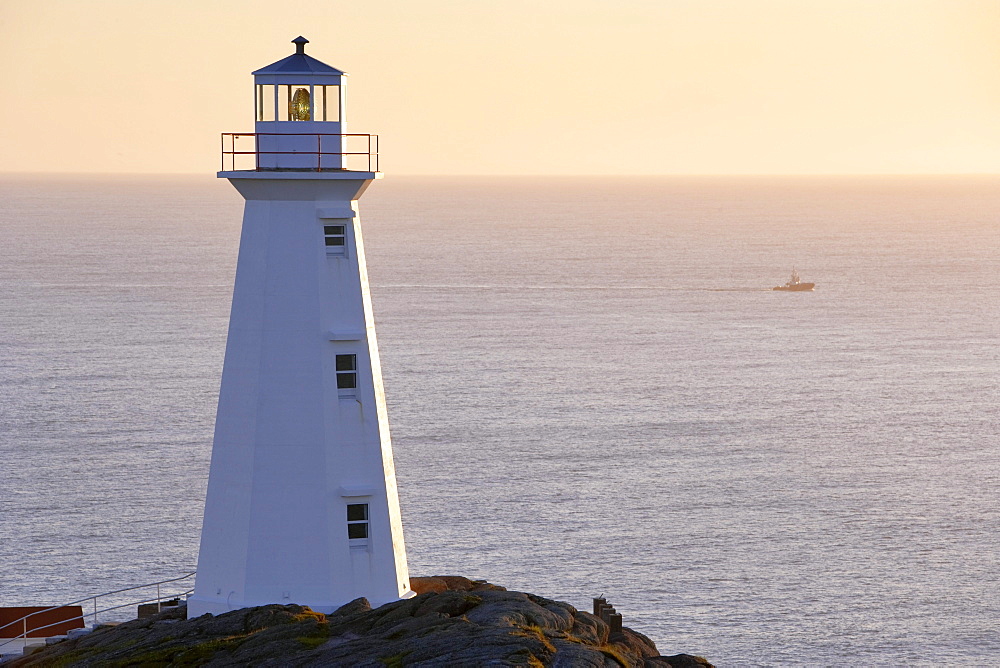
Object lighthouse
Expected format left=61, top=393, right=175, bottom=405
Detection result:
left=188, top=38, right=414, bottom=618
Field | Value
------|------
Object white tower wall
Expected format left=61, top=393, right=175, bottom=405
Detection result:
left=189, top=173, right=413, bottom=617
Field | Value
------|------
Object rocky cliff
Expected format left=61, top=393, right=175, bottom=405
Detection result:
left=9, top=577, right=712, bottom=667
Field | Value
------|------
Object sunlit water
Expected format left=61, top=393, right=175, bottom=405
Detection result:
left=1, top=174, right=998, bottom=665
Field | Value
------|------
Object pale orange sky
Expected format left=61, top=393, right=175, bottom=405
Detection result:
left=2, top=0, right=999, bottom=175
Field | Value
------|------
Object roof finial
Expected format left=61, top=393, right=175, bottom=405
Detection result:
left=292, top=36, right=309, bottom=55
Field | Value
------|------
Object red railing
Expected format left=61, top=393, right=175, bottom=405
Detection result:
left=221, top=133, right=379, bottom=172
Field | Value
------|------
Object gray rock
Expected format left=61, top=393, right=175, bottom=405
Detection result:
left=4, top=578, right=713, bottom=668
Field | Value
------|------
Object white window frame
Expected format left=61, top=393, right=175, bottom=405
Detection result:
left=323, top=223, right=347, bottom=256
left=346, top=502, right=370, bottom=548
left=336, top=353, right=358, bottom=396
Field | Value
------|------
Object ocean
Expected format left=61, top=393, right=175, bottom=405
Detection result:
left=1, top=174, right=998, bottom=665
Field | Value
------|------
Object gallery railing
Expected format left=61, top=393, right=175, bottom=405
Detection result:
left=221, top=133, right=379, bottom=172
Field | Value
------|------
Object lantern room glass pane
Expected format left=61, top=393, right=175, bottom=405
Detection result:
left=321, top=86, right=340, bottom=122
left=256, top=85, right=276, bottom=121
left=313, top=87, right=326, bottom=123
left=302, top=86, right=340, bottom=122
left=278, top=84, right=313, bottom=121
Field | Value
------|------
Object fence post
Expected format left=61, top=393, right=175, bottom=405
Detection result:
left=610, top=613, right=623, bottom=633
left=157, top=583, right=162, bottom=612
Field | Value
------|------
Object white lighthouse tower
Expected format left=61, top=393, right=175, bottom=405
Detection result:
left=188, top=37, right=414, bottom=618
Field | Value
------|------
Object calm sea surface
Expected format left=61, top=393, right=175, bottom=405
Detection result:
left=1, top=174, right=998, bottom=665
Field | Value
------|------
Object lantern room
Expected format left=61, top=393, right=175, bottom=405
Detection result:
left=246, top=36, right=356, bottom=170
left=253, top=37, right=346, bottom=126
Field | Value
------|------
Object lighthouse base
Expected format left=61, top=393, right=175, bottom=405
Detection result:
left=187, top=589, right=416, bottom=619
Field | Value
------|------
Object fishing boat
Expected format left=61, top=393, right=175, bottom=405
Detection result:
left=773, top=268, right=815, bottom=291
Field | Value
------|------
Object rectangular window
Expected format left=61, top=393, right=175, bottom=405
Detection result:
left=347, top=503, right=369, bottom=541
left=336, top=354, right=357, bottom=390
left=324, top=224, right=346, bottom=254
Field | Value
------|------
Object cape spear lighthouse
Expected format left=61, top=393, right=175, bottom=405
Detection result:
left=188, top=37, right=414, bottom=618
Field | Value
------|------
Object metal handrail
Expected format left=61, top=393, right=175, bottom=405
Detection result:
left=221, top=132, right=379, bottom=172
left=0, top=589, right=195, bottom=649
left=0, top=572, right=196, bottom=649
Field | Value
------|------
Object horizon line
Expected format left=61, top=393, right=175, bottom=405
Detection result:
left=3, top=171, right=1000, bottom=178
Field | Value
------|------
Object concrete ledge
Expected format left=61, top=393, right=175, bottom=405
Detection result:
left=218, top=171, right=381, bottom=180
left=338, top=486, right=377, bottom=497
left=328, top=330, right=366, bottom=341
